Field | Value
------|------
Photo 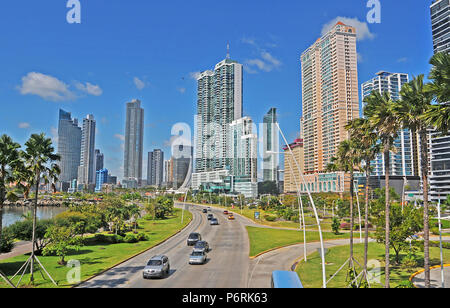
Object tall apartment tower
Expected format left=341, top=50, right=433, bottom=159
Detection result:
left=300, top=21, right=359, bottom=192
left=94, top=149, right=104, bottom=171
left=147, top=149, right=164, bottom=187
left=262, top=108, right=279, bottom=183
left=77, top=115, right=96, bottom=185
left=57, top=109, right=82, bottom=184
left=431, top=0, right=450, bottom=53
left=194, top=57, right=243, bottom=174
left=430, top=0, right=450, bottom=202
left=361, top=72, right=417, bottom=177
left=124, top=99, right=144, bottom=185
left=173, top=145, right=193, bottom=190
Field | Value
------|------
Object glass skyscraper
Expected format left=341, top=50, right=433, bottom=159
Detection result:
left=124, top=99, right=144, bottom=185
left=262, top=108, right=279, bottom=183
left=57, top=109, right=82, bottom=184
left=147, top=149, right=164, bottom=187
left=77, top=114, right=96, bottom=186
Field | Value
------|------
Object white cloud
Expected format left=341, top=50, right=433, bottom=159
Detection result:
left=177, top=87, right=186, bottom=94
left=75, top=82, right=103, bottom=96
left=134, top=77, right=146, bottom=90
left=245, top=51, right=282, bottom=73
left=114, top=134, right=125, bottom=141
left=397, top=57, right=408, bottom=63
left=321, top=17, right=374, bottom=41
left=189, top=72, right=202, bottom=80
left=18, top=122, right=30, bottom=129
left=357, top=53, right=364, bottom=63
left=50, top=126, right=58, bottom=145
left=18, top=72, right=75, bottom=102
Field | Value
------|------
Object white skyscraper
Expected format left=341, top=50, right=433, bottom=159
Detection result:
left=77, top=114, right=96, bottom=186
left=124, top=99, right=144, bottom=186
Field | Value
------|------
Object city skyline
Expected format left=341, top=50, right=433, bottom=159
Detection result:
left=0, top=1, right=437, bottom=181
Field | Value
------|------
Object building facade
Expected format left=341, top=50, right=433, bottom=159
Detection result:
left=124, top=99, right=144, bottom=185
left=147, top=149, right=164, bottom=187
left=300, top=21, right=359, bottom=192
left=173, top=145, right=193, bottom=190
left=283, top=139, right=304, bottom=194
left=95, top=149, right=104, bottom=172
left=262, top=108, right=279, bottom=183
left=431, top=0, right=450, bottom=54
left=77, top=114, right=96, bottom=186
left=57, top=109, right=82, bottom=185
left=95, top=168, right=108, bottom=192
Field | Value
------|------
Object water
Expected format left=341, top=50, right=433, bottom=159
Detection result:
left=1, top=206, right=68, bottom=228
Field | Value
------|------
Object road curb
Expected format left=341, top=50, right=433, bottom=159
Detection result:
left=410, top=264, right=450, bottom=288
left=71, top=210, right=194, bottom=288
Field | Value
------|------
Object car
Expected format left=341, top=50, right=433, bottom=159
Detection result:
left=187, top=233, right=202, bottom=246
left=189, top=251, right=207, bottom=265
left=207, top=214, right=214, bottom=220
left=207, top=207, right=212, bottom=212
left=193, top=241, right=210, bottom=253
left=223, top=210, right=229, bottom=215
left=143, top=255, right=170, bottom=279
left=228, top=214, right=235, bottom=220
left=210, top=218, right=219, bottom=225
left=202, top=209, right=208, bottom=214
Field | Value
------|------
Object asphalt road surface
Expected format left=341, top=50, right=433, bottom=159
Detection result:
left=78, top=204, right=250, bottom=288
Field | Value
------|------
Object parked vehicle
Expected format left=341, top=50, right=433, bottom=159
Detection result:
left=189, top=251, right=207, bottom=265
left=187, top=233, right=202, bottom=246
left=193, top=241, right=210, bottom=253
left=143, top=255, right=170, bottom=279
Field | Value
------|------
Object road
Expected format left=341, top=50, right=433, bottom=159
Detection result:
left=78, top=204, right=251, bottom=288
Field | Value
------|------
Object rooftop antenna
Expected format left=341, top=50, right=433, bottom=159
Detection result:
left=226, top=42, right=230, bottom=59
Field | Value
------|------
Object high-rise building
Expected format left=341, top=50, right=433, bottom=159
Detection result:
left=283, top=139, right=304, bottom=194
left=229, top=117, right=258, bottom=198
left=95, top=168, right=108, bottom=192
left=431, top=0, right=450, bottom=54
left=194, top=57, right=243, bottom=175
left=300, top=21, right=359, bottom=192
left=172, top=145, right=193, bottom=190
left=94, top=149, right=104, bottom=172
left=262, top=108, right=279, bottom=183
left=77, top=114, right=96, bottom=186
left=430, top=0, right=450, bottom=202
left=361, top=72, right=418, bottom=177
left=57, top=109, right=82, bottom=185
left=124, top=99, right=144, bottom=185
left=164, top=159, right=174, bottom=188
left=147, top=149, right=164, bottom=187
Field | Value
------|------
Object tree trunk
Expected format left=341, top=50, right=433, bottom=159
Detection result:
left=420, top=130, right=430, bottom=288
left=30, top=171, right=39, bottom=284
left=364, top=163, right=371, bottom=276
left=384, top=148, right=391, bottom=288
left=0, top=169, right=5, bottom=242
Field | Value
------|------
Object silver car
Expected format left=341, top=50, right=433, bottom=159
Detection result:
left=143, top=255, right=170, bottom=279
left=193, top=241, right=210, bottom=253
left=189, top=251, right=207, bottom=265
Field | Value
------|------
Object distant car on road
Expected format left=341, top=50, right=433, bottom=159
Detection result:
left=202, top=209, right=208, bottom=214
left=210, top=218, right=219, bottom=225
left=223, top=210, right=229, bottom=215
left=189, top=251, right=207, bottom=265
left=143, top=255, right=170, bottom=279
left=207, top=207, right=212, bottom=212
left=187, top=233, right=202, bottom=246
left=193, top=241, right=210, bottom=253
left=228, top=214, right=235, bottom=220
left=207, top=214, right=214, bottom=220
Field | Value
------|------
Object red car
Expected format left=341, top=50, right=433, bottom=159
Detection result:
left=223, top=210, right=229, bottom=215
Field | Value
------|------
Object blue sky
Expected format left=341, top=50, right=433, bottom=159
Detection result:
left=0, top=0, right=436, bottom=180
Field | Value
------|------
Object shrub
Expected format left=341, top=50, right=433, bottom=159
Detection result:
left=431, top=227, right=440, bottom=236
left=136, top=233, right=149, bottom=241
left=112, top=235, right=125, bottom=244
left=396, top=280, right=415, bottom=288
left=401, top=254, right=419, bottom=269
left=124, top=234, right=138, bottom=243
left=264, top=215, right=277, bottom=222
left=340, top=222, right=351, bottom=230
left=0, top=230, right=14, bottom=253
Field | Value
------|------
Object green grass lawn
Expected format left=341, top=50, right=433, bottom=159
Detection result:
left=296, top=242, right=450, bottom=288
left=246, top=226, right=349, bottom=257
left=0, top=208, right=192, bottom=288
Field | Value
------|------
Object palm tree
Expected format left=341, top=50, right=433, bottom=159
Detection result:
left=346, top=118, right=380, bottom=283
left=127, top=204, right=141, bottom=233
left=396, top=75, right=434, bottom=288
left=22, top=133, right=60, bottom=284
left=364, top=91, right=401, bottom=288
left=0, top=134, right=21, bottom=242
left=326, top=139, right=360, bottom=274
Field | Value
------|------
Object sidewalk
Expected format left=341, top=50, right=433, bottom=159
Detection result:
left=412, top=266, right=450, bottom=288
left=0, top=241, right=32, bottom=261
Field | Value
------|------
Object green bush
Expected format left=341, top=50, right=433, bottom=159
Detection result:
left=136, top=233, right=149, bottom=241
left=396, top=280, right=415, bottom=288
left=431, top=227, right=440, bottom=235
left=401, top=254, right=419, bottom=269
left=264, top=215, right=277, bottom=222
left=0, top=230, right=14, bottom=253
left=124, top=234, right=138, bottom=243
